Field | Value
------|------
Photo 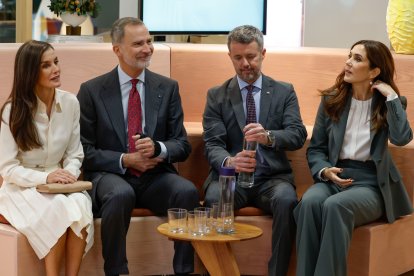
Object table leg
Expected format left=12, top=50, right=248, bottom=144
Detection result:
left=191, top=241, right=240, bottom=276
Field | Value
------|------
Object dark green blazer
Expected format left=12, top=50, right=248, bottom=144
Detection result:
left=307, top=93, right=413, bottom=223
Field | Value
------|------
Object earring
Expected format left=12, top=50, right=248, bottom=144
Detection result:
left=369, top=80, right=373, bottom=85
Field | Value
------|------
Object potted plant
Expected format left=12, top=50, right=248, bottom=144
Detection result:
left=48, top=0, right=100, bottom=35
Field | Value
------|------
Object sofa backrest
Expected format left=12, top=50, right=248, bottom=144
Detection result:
left=0, top=43, right=171, bottom=106
left=168, top=43, right=414, bottom=128
left=0, top=43, right=171, bottom=186
left=0, top=43, right=413, bottom=200
left=1, top=42, right=413, bottom=127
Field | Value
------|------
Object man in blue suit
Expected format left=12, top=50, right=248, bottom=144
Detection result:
left=202, top=25, right=307, bottom=276
left=77, top=17, right=199, bottom=276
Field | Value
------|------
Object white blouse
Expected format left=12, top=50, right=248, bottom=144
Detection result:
left=339, top=97, right=373, bottom=161
left=0, top=89, right=84, bottom=186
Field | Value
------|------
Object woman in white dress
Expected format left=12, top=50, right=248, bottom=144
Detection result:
left=0, top=40, right=93, bottom=276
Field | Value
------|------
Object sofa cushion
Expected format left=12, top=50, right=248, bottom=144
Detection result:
left=131, top=208, right=156, bottom=217
left=0, top=214, right=9, bottom=224
left=235, top=207, right=266, bottom=216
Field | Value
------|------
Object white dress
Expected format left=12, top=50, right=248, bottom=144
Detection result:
left=0, top=89, right=94, bottom=259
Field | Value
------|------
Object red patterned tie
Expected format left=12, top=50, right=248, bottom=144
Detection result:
left=246, top=85, right=257, bottom=124
left=127, top=79, right=142, bottom=176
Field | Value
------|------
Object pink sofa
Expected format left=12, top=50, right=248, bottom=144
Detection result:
left=0, top=43, right=413, bottom=276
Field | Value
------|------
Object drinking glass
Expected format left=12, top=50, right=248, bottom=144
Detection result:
left=167, top=208, right=187, bottom=233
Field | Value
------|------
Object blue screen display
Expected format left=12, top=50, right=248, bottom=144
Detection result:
left=140, top=0, right=267, bottom=34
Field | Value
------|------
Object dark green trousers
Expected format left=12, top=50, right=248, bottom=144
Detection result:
left=294, top=160, right=384, bottom=276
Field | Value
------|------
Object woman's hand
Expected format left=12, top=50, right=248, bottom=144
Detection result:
left=323, top=167, right=353, bottom=187
left=371, top=80, right=398, bottom=98
left=46, top=169, right=77, bottom=184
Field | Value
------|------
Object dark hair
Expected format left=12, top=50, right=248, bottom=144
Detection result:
left=111, top=17, right=145, bottom=45
left=321, top=40, right=399, bottom=131
left=227, top=25, right=264, bottom=51
left=0, top=40, right=54, bottom=151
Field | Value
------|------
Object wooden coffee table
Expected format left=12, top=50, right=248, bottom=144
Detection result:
left=157, top=222, right=262, bottom=276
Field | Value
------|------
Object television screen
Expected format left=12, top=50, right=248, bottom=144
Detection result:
left=139, top=0, right=267, bottom=35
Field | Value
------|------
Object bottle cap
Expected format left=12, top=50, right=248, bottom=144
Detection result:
left=219, top=166, right=235, bottom=176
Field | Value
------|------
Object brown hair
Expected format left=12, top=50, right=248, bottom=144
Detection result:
left=321, top=40, right=399, bottom=132
left=0, top=40, right=54, bottom=151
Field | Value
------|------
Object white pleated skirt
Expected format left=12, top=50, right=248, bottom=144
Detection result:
left=0, top=182, right=94, bottom=259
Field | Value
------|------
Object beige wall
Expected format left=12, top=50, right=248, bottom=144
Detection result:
left=303, top=0, right=390, bottom=48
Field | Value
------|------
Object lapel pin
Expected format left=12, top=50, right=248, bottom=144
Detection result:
left=266, top=91, right=270, bottom=95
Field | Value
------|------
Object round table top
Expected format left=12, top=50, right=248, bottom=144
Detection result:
left=157, top=222, right=262, bottom=243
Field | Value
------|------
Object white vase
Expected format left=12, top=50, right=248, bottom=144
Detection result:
left=60, top=12, right=88, bottom=27
left=386, top=0, right=414, bottom=54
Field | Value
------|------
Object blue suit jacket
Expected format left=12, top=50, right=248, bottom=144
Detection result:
left=307, top=93, right=413, bottom=222
left=77, top=67, right=190, bottom=198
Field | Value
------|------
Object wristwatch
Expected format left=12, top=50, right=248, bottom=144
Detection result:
left=265, top=130, right=275, bottom=146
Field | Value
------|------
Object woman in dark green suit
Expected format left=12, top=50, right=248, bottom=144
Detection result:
left=294, top=40, right=413, bottom=276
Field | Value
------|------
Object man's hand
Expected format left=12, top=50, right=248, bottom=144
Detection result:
left=122, top=152, right=163, bottom=173
left=227, top=150, right=256, bottom=173
left=123, top=134, right=163, bottom=173
left=133, top=135, right=156, bottom=158
left=244, top=123, right=270, bottom=145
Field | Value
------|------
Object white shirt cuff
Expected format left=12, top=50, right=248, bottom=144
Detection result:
left=386, top=93, right=398, bottom=101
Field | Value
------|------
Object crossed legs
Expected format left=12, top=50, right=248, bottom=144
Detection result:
left=44, top=228, right=87, bottom=276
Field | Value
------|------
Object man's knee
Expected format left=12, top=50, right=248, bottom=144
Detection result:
left=99, top=175, right=136, bottom=213
left=272, top=195, right=298, bottom=213
left=181, top=179, right=198, bottom=194
left=181, top=182, right=200, bottom=203
left=170, top=178, right=200, bottom=209
left=203, top=183, right=220, bottom=207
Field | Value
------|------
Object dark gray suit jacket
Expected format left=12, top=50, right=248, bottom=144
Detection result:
left=202, top=75, right=307, bottom=189
left=307, top=93, right=413, bottom=223
left=77, top=67, right=191, bottom=196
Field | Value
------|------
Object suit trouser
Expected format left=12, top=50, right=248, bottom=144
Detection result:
left=204, top=177, right=298, bottom=276
left=93, top=172, right=200, bottom=276
left=294, top=161, right=384, bottom=276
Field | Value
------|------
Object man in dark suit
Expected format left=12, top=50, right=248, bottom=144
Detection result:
left=77, top=17, right=199, bottom=276
left=202, top=25, right=307, bottom=276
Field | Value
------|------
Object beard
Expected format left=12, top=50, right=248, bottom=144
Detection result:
left=240, top=70, right=259, bottom=83
left=136, top=60, right=151, bottom=70
left=125, top=56, right=152, bottom=70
